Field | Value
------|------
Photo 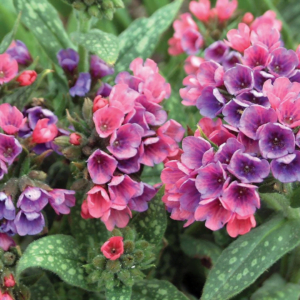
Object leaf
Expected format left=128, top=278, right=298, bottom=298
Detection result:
left=132, top=279, right=189, bottom=300
left=71, top=29, right=119, bottom=65
left=13, top=0, right=73, bottom=64
left=29, top=273, right=59, bottom=300
left=250, top=273, right=300, bottom=300
left=290, top=186, right=300, bottom=208
left=0, top=13, right=20, bottom=54
left=116, top=0, right=183, bottom=72
left=16, top=234, right=96, bottom=291
left=1, top=69, right=52, bottom=106
left=260, top=193, right=290, bottom=213
left=180, top=235, right=222, bottom=265
left=106, top=285, right=132, bottom=300
left=130, top=187, right=167, bottom=249
left=201, top=214, right=300, bottom=300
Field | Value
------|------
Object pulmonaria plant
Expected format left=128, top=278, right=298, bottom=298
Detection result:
left=56, top=57, right=185, bottom=231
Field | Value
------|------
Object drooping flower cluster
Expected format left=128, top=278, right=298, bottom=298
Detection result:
left=56, top=58, right=185, bottom=231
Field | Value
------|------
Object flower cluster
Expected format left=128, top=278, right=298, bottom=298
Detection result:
left=85, top=227, right=155, bottom=290
left=57, top=48, right=114, bottom=98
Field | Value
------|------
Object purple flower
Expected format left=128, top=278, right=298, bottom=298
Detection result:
left=195, top=162, right=227, bottom=199
left=0, top=134, right=22, bottom=165
left=179, top=178, right=201, bottom=213
left=97, top=82, right=113, bottom=97
left=0, top=220, right=17, bottom=235
left=117, top=152, right=141, bottom=174
left=196, top=87, right=226, bottom=118
left=253, top=69, right=274, bottom=91
left=221, top=181, right=260, bottom=217
left=223, top=99, right=249, bottom=127
left=204, top=41, right=229, bottom=63
left=227, top=150, right=270, bottom=183
left=181, top=136, right=211, bottom=170
left=107, top=124, right=143, bottom=160
left=268, top=47, right=299, bottom=77
left=237, top=132, right=260, bottom=155
left=197, top=61, right=224, bottom=87
left=271, top=151, right=300, bottom=183
left=181, top=28, right=203, bottom=55
left=128, top=183, right=157, bottom=212
left=90, top=55, right=114, bottom=79
left=17, top=187, right=50, bottom=212
left=26, top=106, right=58, bottom=130
left=222, top=51, right=242, bottom=70
left=0, top=160, right=8, bottom=180
left=224, top=64, right=254, bottom=95
left=195, top=198, right=231, bottom=231
left=6, top=40, right=32, bottom=65
left=214, top=137, right=244, bottom=164
left=57, top=48, right=79, bottom=73
left=14, top=211, right=45, bottom=236
left=258, top=123, right=295, bottom=159
left=243, top=44, right=269, bottom=69
left=70, top=72, right=91, bottom=97
left=239, top=105, right=277, bottom=140
left=87, top=149, right=118, bottom=185
left=0, top=193, right=15, bottom=221
left=49, top=189, right=76, bottom=215
left=236, top=90, right=270, bottom=107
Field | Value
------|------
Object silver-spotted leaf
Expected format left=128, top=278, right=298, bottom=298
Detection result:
left=0, top=13, right=20, bottom=54
left=132, top=279, right=189, bottom=300
left=71, top=29, right=119, bottom=65
left=116, top=0, right=183, bottom=72
left=13, top=0, right=73, bottom=64
left=29, top=273, right=59, bottom=300
left=106, top=285, right=132, bottom=300
left=16, top=234, right=97, bottom=291
left=201, top=214, right=300, bottom=300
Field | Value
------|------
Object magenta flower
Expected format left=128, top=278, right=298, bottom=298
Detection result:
left=0, top=193, right=15, bottom=221
left=87, top=150, right=117, bottom=185
left=214, top=137, right=244, bottom=164
left=239, top=105, right=277, bottom=140
left=258, top=123, right=295, bottom=159
left=251, top=10, right=282, bottom=32
left=236, top=90, right=270, bottom=107
left=90, top=55, right=114, bottom=79
left=197, top=61, right=224, bottom=88
left=14, top=211, right=45, bottom=236
left=189, top=0, right=210, bottom=22
left=225, top=23, right=251, bottom=53
left=0, top=233, right=15, bottom=251
left=181, top=28, right=203, bottom=55
left=26, top=106, right=58, bottom=129
left=221, top=181, right=260, bottom=217
left=97, top=82, right=112, bottom=97
left=181, top=136, right=211, bottom=170
left=195, top=198, right=232, bottom=231
left=224, top=64, right=254, bottom=95
left=179, top=178, right=201, bottom=213
left=254, top=69, right=274, bottom=91
left=276, top=95, right=300, bottom=128
left=0, top=160, right=8, bottom=180
left=226, top=213, right=256, bottom=238
left=0, top=134, right=22, bottom=165
left=196, top=162, right=227, bottom=199
left=86, top=186, right=111, bottom=218
left=0, top=104, right=27, bottom=135
left=48, top=189, right=76, bottom=215
left=17, top=187, right=50, bottom=212
left=117, top=152, right=141, bottom=174
left=243, top=44, right=269, bottom=69
left=57, top=48, right=79, bottom=73
left=101, top=207, right=132, bottom=231
left=222, top=51, right=242, bottom=70
left=216, top=0, right=238, bottom=22
left=237, top=132, right=260, bottom=155
left=270, top=151, right=300, bottom=183
left=184, top=56, right=204, bottom=75
left=93, top=106, right=124, bottom=138
left=0, top=53, right=18, bottom=85
left=6, top=40, right=32, bottom=65
left=250, top=27, right=281, bottom=51
left=222, top=99, right=249, bottom=127
left=204, top=41, right=229, bottom=63
left=227, top=150, right=270, bottom=183
left=180, top=74, right=204, bottom=106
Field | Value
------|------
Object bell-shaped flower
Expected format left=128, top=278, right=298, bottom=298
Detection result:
left=0, top=193, right=15, bottom=221
left=0, top=134, right=22, bottom=165
left=101, top=207, right=132, bottom=231
left=0, top=53, right=18, bottom=85
left=49, top=189, right=76, bottom=215
left=225, top=23, right=251, bottom=53
left=226, top=213, right=256, bottom=238
left=32, top=118, right=58, bottom=143
left=101, top=236, right=124, bottom=260
left=69, top=72, right=91, bottom=97
left=14, top=211, right=45, bottom=236
left=86, top=186, right=111, bottom=219
left=57, top=48, right=79, bottom=73
left=189, top=0, right=211, bottom=22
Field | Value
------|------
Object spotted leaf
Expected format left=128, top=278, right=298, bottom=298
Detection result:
left=106, top=285, right=132, bottom=300
left=29, top=273, right=59, bottom=300
left=0, top=13, right=20, bottom=54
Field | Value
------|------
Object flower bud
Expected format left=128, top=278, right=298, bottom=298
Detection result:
left=62, top=146, right=81, bottom=160
left=70, top=178, right=89, bottom=191
left=123, top=240, right=134, bottom=253
left=4, top=274, right=15, bottom=287
left=92, top=255, right=106, bottom=269
left=28, top=171, right=47, bottom=181
left=111, top=228, right=123, bottom=237
left=133, top=250, right=144, bottom=263
left=87, top=270, right=102, bottom=283
left=121, top=254, right=135, bottom=268
left=16, top=70, right=37, bottom=86
left=82, top=146, right=93, bottom=157
left=2, top=293, right=13, bottom=300
left=130, top=268, right=145, bottom=280
left=88, top=5, right=100, bottom=17
left=32, top=119, right=58, bottom=144
left=103, top=8, right=114, bottom=20
left=242, top=12, right=254, bottom=24
left=102, top=0, right=114, bottom=9
left=135, top=240, right=149, bottom=249
left=106, top=259, right=121, bottom=273
left=111, top=0, right=124, bottom=8
left=3, top=252, right=16, bottom=266
left=118, top=269, right=134, bottom=286
left=100, top=270, right=114, bottom=283
left=122, top=227, right=135, bottom=241
left=54, top=136, right=70, bottom=149
left=84, top=0, right=95, bottom=5
left=93, top=96, right=108, bottom=112
left=73, top=1, right=86, bottom=10
left=69, top=133, right=82, bottom=146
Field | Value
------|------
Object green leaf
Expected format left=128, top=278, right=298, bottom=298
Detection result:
left=180, top=235, right=222, bottom=265
left=13, top=0, right=73, bottom=64
left=1, top=69, right=52, bottom=106
left=116, top=0, right=183, bottom=72
left=16, top=234, right=95, bottom=291
left=250, top=273, right=300, bottom=300
left=29, top=273, right=59, bottom=300
left=130, top=187, right=167, bottom=249
left=260, top=193, right=290, bottom=213
left=132, top=279, right=189, bottom=300
left=201, top=214, right=300, bottom=300
left=290, top=186, right=300, bottom=208
left=0, top=13, right=20, bottom=54
left=71, top=29, right=119, bottom=65
left=106, top=285, right=132, bottom=300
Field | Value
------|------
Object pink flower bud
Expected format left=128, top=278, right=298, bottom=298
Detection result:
left=4, top=274, right=15, bottom=288
left=69, top=133, right=82, bottom=145
left=16, top=70, right=37, bottom=86
left=93, top=95, right=108, bottom=112
left=101, top=236, right=124, bottom=260
left=32, top=118, right=58, bottom=144
left=242, top=12, right=254, bottom=24
left=2, top=292, right=13, bottom=300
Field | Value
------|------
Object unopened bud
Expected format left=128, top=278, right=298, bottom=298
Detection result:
left=133, top=250, right=144, bottom=263
left=103, top=8, right=114, bottom=20
left=124, top=240, right=134, bottom=253
left=28, top=171, right=47, bottom=181
left=3, top=252, right=16, bottom=266
left=93, top=95, right=108, bottom=112
left=122, top=227, right=135, bottom=241
left=88, top=5, right=100, bottom=17
left=82, top=98, right=94, bottom=124
left=135, top=240, right=149, bottom=249
left=130, top=268, right=145, bottom=280
left=84, top=0, right=95, bottom=5
left=102, top=0, right=114, bottom=9
left=242, top=12, right=254, bottom=24
left=106, top=259, right=121, bottom=273
left=101, top=270, right=114, bottom=283
left=69, top=133, right=82, bottom=146
left=111, top=228, right=123, bottom=237
left=111, top=0, right=124, bottom=8
left=121, top=254, right=135, bottom=268
left=54, top=135, right=70, bottom=148
left=92, top=255, right=106, bottom=269
left=4, top=274, right=15, bottom=287
left=87, top=270, right=102, bottom=283
left=82, top=146, right=93, bottom=156
left=73, top=1, right=86, bottom=10
left=62, top=146, right=81, bottom=160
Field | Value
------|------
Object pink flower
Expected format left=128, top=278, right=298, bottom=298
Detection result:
left=86, top=186, right=111, bottom=218
left=226, top=23, right=251, bottom=53
left=216, top=0, right=238, bottom=22
left=93, top=95, right=108, bottom=112
left=16, top=70, right=37, bottom=86
left=101, top=207, right=132, bottom=231
left=32, top=118, right=58, bottom=143
left=180, top=74, right=203, bottom=106
left=2, top=293, right=13, bottom=300
left=184, top=56, right=204, bottom=75
left=189, top=0, right=211, bottom=22
left=0, top=103, right=27, bottom=135
left=242, top=12, right=254, bottom=24
left=0, top=53, right=18, bottom=85
left=93, top=106, right=124, bottom=138
left=250, top=10, right=282, bottom=32
left=69, top=133, right=81, bottom=145
left=181, top=29, right=203, bottom=55
left=81, top=199, right=93, bottom=219
left=0, top=233, right=15, bottom=251
left=4, top=274, right=15, bottom=288
left=168, top=37, right=184, bottom=56
left=226, top=214, right=256, bottom=237
left=101, top=236, right=124, bottom=260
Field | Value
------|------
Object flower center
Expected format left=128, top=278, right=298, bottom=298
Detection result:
left=4, top=148, right=12, bottom=157
left=275, top=65, right=281, bottom=72
left=111, top=248, right=116, bottom=253
left=101, top=124, right=108, bottom=131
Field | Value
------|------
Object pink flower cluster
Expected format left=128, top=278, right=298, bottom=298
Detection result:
left=82, top=58, right=185, bottom=231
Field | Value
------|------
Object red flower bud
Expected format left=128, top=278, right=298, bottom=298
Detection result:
left=101, top=236, right=124, bottom=260
left=242, top=12, right=254, bottom=24
left=93, top=95, right=108, bottom=112
left=4, top=274, right=15, bottom=287
left=16, top=70, right=37, bottom=86
left=69, top=133, right=82, bottom=145
left=32, top=118, right=58, bottom=144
